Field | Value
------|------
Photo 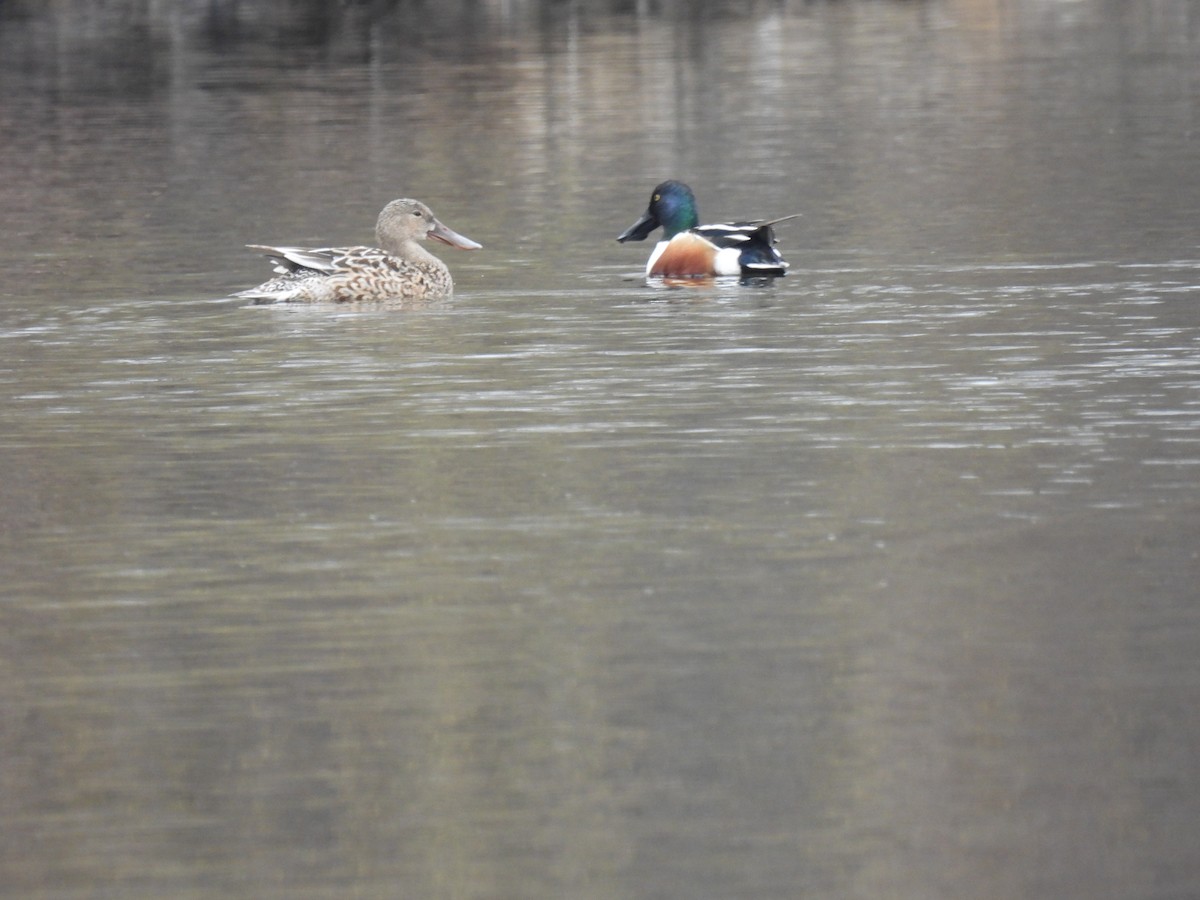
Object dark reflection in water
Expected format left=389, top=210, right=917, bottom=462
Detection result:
left=2, top=2, right=1200, bottom=899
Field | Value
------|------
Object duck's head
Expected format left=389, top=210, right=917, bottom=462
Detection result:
left=377, top=199, right=482, bottom=252
left=616, top=180, right=700, bottom=243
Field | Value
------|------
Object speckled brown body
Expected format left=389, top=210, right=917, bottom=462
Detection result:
left=236, top=199, right=480, bottom=304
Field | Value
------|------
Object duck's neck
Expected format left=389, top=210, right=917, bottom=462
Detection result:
left=385, top=237, right=444, bottom=270
left=660, top=201, right=699, bottom=240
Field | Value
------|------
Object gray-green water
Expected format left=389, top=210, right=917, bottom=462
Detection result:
left=2, top=2, right=1199, bottom=897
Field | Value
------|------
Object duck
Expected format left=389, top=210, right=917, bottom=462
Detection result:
left=616, top=180, right=795, bottom=278
left=235, top=198, right=481, bottom=303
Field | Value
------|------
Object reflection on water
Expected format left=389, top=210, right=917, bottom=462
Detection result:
left=2, top=2, right=1200, bottom=899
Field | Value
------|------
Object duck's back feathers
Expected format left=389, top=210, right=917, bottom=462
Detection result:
left=235, top=245, right=453, bottom=303
left=648, top=217, right=795, bottom=278
left=247, top=245, right=349, bottom=277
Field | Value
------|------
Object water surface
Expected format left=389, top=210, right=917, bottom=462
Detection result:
left=2, top=2, right=1199, bottom=898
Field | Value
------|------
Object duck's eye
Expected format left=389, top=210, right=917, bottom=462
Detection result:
left=412, top=210, right=423, bottom=218
left=653, top=194, right=661, bottom=202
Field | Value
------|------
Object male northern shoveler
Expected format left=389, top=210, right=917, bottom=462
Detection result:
left=616, top=180, right=795, bottom=278
left=235, top=198, right=481, bottom=303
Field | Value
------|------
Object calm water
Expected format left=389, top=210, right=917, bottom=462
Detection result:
left=2, top=1, right=1200, bottom=898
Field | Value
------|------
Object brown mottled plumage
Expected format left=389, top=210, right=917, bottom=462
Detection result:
left=236, top=199, right=481, bottom=303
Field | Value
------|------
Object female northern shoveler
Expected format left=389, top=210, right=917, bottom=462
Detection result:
left=616, top=180, right=795, bottom=278
left=236, top=198, right=481, bottom=303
